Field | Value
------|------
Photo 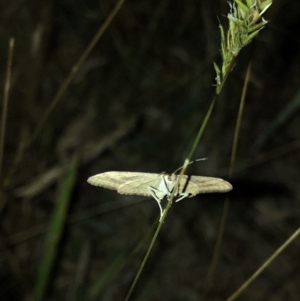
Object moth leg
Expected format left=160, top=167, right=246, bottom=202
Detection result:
left=147, top=186, right=164, bottom=218
left=175, top=193, right=189, bottom=202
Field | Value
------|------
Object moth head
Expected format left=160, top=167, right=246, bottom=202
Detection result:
left=166, top=174, right=177, bottom=182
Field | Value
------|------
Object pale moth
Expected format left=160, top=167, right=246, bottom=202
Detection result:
left=87, top=160, right=232, bottom=219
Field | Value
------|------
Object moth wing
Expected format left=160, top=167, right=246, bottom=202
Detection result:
left=178, top=175, right=232, bottom=196
left=117, top=173, right=161, bottom=197
left=87, top=171, right=136, bottom=191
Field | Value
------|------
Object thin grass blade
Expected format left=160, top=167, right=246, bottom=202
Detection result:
left=33, top=157, right=78, bottom=301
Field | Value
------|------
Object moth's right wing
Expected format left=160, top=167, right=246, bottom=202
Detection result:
left=178, top=175, right=232, bottom=196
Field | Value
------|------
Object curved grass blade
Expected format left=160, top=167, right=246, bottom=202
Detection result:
left=33, top=157, right=78, bottom=301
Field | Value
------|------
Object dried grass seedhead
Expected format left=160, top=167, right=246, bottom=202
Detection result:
left=214, top=0, right=272, bottom=93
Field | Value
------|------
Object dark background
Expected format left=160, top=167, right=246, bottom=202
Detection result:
left=1, top=0, right=300, bottom=300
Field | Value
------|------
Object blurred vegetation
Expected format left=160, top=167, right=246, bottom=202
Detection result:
left=0, top=0, right=300, bottom=300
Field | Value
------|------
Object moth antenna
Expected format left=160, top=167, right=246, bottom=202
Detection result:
left=173, top=158, right=207, bottom=174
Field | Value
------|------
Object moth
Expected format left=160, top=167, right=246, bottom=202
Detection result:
left=87, top=170, right=232, bottom=219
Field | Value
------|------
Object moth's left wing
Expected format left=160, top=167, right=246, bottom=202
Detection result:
left=87, top=171, right=130, bottom=191
left=117, top=173, right=161, bottom=197
left=88, top=171, right=162, bottom=197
